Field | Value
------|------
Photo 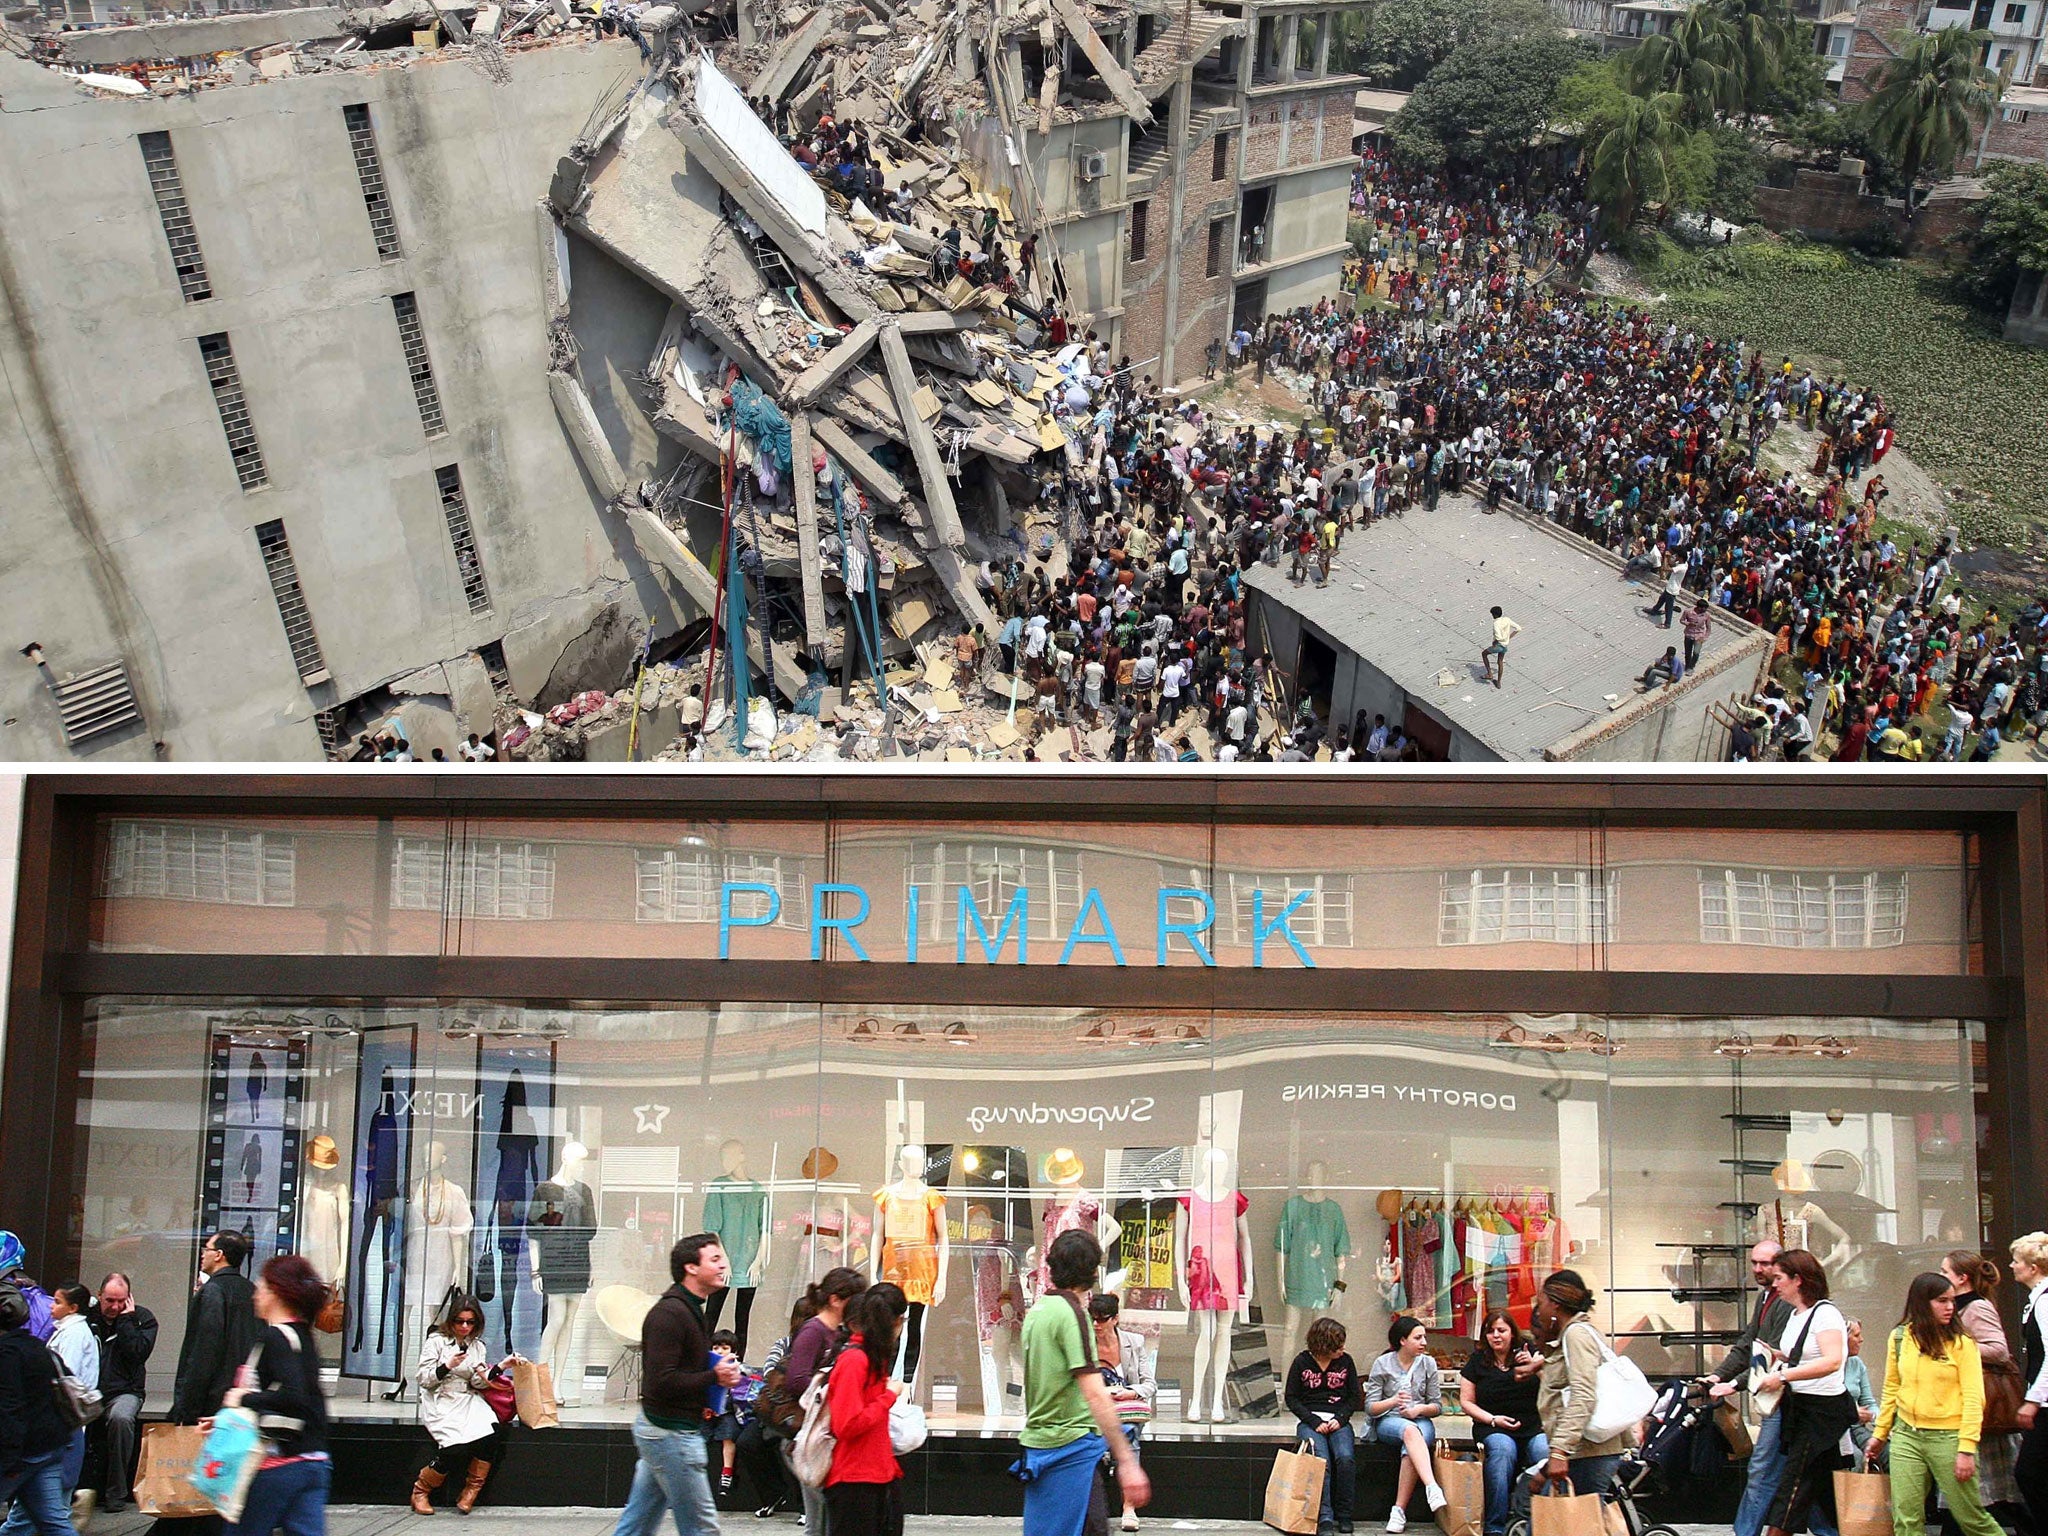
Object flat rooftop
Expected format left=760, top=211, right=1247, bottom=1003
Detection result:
left=1243, top=494, right=1763, bottom=759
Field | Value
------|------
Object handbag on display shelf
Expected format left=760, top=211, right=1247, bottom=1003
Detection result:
left=315, top=1280, right=346, bottom=1336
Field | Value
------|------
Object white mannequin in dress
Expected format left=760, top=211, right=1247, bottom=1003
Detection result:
left=535, top=1141, right=593, bottom=1404
left=874, top=1144, right=948, bottom=1384
left=1176, top=1147, right=1252, bottom=1424
left=1277, top=1159, right=1347, bottom=1367
left=400, top=1140, right=473, bottom=1396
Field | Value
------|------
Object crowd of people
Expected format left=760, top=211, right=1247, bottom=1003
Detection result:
left=936, top=151, right=2041, bottom=765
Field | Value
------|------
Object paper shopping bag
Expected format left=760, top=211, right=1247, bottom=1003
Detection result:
left=1833, top=1469, right=1893, bottom=1536
left=1715, top=1399, right=1753, bottom=1458
left=513, top=1356, right=560, bottom=1429
left=134, top=1423, right=212, bottom=1518
left=1530, top=1487, right=1625, bottom=1536
left=1433, top=1446, right=1485, bottom=1536
left=1262, top=1442, right=1325, bottom=1535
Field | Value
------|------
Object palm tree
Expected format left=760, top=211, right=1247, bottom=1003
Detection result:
left=1627, top=4, right=1740, bottom=127
left=1588, top=89, right=1696, bottom=232
left=1708, top=0, right=1800, bottom=119
left=1864, top=26, right=2001, bottom=193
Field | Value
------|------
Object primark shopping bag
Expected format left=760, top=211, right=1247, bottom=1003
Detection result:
left=1529, top=1485, right=1626, bottom=1536
left=512, top=1356, right=560, bottom=1429
left=1262, top=1442, right=1325, bottom=1535
left=1433, top=1445, right=1484, bottom=1536
left=133, top=1423, right=212, bottom=1519
left=1833, top=1469, right=1893, bottom=1536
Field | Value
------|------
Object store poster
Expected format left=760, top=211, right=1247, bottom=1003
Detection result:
left=342, top=1025, right=416, bottom=1380
left=471, top=1044, right=556, bottom=1360
left=1106, top=1145, right=1189, bottom=1318
left=199, top=1032, right=307, bottom=1263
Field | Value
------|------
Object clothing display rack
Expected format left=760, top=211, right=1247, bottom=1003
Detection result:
left=1381, top=1186, right=1559, bottom=1338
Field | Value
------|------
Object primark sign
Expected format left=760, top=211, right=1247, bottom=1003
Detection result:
left=717, top=881, right=1319, bottom=967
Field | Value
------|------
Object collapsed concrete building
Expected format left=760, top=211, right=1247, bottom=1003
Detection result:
left=0, top=0, right=1368, bottom=762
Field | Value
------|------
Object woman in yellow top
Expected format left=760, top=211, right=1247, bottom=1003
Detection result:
left=1869, top=1271, right=2004, bottom=1536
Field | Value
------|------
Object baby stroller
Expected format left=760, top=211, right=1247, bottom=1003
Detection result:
left=1506, top=1378, right=1712, bottom=1536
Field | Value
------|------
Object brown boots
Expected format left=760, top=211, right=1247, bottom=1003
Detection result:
left=411, top=1466, right=446, bottom=1515
left=456, top=1460, right=491, bottom=1515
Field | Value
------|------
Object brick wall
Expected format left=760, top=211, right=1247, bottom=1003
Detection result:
left=1116, top=121, right=1242, bottom=385
left=1752, top=167, right=1985, bottom=254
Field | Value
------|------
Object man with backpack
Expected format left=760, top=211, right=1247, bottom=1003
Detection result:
left=1018, top=1230, right=1149, bottom=1536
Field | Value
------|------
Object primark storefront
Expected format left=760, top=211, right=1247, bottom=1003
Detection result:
left=5, top=771, right=2046, bottom=1518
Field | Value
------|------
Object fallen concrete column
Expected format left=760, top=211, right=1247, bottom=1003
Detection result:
left=788, top=317, right=879, bottom=404
left=923, top=543, right=1000, bottom=640
left=812, top=416, right=907, bottom=507
left=753, top=3, right=836, bottom=102
left=549, top=369, right=627, bottom=500
left=790, top=412, right=831, bottom=650
left=894, top=308, right=981, bottom=335
left=1049, top=0, right=1154, bottom=125
left=877, top=319, right=964, bottom=546
left=626, top=507, right=810, bottom=699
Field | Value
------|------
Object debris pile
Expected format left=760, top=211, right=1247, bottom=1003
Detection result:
left=538, top=0, right=1207, bottom=759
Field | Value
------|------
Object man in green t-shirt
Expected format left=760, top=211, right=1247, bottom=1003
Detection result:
left=1018, top=1230, right=1150, bottom=1536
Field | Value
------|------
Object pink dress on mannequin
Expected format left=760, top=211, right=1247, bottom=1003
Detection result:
left=1178, top=1190, right=1250, bottom=1310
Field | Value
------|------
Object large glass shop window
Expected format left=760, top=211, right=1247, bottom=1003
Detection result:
left=74, top=1001, right=1979, bottom=1431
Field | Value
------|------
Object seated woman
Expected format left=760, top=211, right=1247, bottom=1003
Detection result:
left=1283, top=1317, right=1363, bottom=1536
left=1459, top=1311, right=1547, bottom=1536
left=1366, top=1316, right=1449, bottom=1533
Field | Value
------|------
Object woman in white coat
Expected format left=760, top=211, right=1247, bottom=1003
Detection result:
left=412, top=1294, right=508, bottom=1515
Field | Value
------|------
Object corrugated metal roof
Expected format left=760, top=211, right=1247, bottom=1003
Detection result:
left=1243, top=497, right=1763, bottom=760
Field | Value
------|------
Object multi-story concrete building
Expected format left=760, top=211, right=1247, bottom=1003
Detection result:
left=0, top=26, right=684, bottom=762
left=1846, top=0, right=2048, bottom=161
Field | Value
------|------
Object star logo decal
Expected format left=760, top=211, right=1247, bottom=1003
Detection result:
left=633, top=1103, right=671, bottom=1135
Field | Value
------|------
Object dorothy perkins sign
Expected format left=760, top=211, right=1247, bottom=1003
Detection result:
left=717, top=881, right=1319, bottom=967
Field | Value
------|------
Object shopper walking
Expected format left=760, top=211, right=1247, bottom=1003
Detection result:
left=1460, top=1311, right=1545, bottom=1536
left=0, top=1233, right=53, bottom=1341
left=218, top=1256, right=330, bottom=1536
left=1869, top=1272, right=2004, bottom=1536
left=822, top=1287, right=908, bottom=1536
left=609, top=1234, right=742, bottom=1536
left=780, top=1268, right=867, bottom=1536
left=1366, top=1317, right=1448, bottom=1530
left=1529, top=1271, right=1631, bottom=1503
left=1017, top=1230, right=1149, bottom=1536
left=173, top=1230, right=263, bottom=1427
left=0, top=1281, right=71, bottom=1536
left=1284, top=1317, right=1362, bottom=1536
left=411, top=1295, right=506, bottom=1515
left=1941, top=1249, right=2029, bottom=1526
left=46, top=1283, right=99, bottom=1513
left=1704, top=1241, right=1793, bottom=1536
left=2011, top=1232, right=2048, bottom=1524
left=91, top=1272, right=157, bottom=1514
left=1751, top=1249, right=1854, bottom=1536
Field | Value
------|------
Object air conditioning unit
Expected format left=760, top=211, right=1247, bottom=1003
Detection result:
left=1078, top=150, right=1109, bottom=180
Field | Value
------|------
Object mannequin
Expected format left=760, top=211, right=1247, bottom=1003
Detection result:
left=1176, top=1148, right=1252, bottom=1423
left=532, top=1141, right=597, bottom=1405
left=399, top=1140, right=473, bottom=1396
left=1276, top=1160, right=1350, bottom=1366
left=873, top=1143, right=948, bottom=1384
left=302, top=1135, right=351, bottom=1297
left=703, top=1139, right=770, bottom=1357
left=1028, top=1148, right=1121, bottom=1302
left=963, top=1204, right=1024, bottom=1416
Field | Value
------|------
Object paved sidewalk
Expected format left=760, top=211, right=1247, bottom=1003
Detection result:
left=89, top=1512, right=1739, bottom=1536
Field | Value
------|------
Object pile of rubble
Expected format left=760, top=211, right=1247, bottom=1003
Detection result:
left=533, top=0, right=1195, bottom=760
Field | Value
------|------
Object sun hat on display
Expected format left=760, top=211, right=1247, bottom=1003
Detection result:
left=306, top=1134, right=340, bottom=1171
left=802, top=1146, right=840, bottom=1181
left=1376, top=1189, right=1405, bottom=1223
left=1041, top=1148, right=1085, bottom=1186
left=1772, top=1159, right=1813, bottom=1194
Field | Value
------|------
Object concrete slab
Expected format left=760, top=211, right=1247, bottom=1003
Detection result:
left=59, top=7, right=346, bottom=64
left=501, top=591, right=609, bottom=705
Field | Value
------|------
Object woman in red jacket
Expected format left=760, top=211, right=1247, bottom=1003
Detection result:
left=825, top=1285, right=909, bottom=1536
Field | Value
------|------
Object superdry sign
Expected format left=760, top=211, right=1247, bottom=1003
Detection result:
left=716, top=881, right=1318, bottom=967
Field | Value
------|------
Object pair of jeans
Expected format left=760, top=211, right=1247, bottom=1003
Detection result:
left=0, top=1451, right=73, bottom=1536
left=1735, top=1410, right=1840, bottom=1536
left=59, top=1429, right=85, bottom=1497
left=1886, top=1424, right=2004, bottom=1536
left=778, top=1438, right=827, bottom=1536
left=227, top=1457, right=330, bottom=1536
left=1480, top=1431, right=1546, bottom=1536
left=612, top=1414, right=719, bottom=1536
left=102, top=1391, right=143, bottom=1505
left=1294, top=1421, right=1355, bottom=1529
left=1646, top=590, right=1677, bottom=626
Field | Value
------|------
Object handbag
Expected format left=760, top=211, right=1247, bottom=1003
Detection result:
left=757, top=1365, right=805, bottom=1439
left=1981, top=1353, right=2026, bottom=1435
left=1753, top=1306, right=1821, bottom=1424
left=315, top=1280, right=346, bottom=1336
left=1572, top=1323, right=1657, bottom=1444
left=191, top=1406, right=267, bottom=1523
left=480, top=1368, right=519, bottom=1425
left=888, top=1398, right=928, bottom=1455
left=49, top=1343, right=104, bottom=1427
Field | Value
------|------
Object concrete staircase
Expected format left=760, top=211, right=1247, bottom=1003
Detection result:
left=1129, top=3, right=1236, bottom=86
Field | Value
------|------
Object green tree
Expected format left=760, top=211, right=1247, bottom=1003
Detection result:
left=1864, top=26, right=2000, bottom=192
left=1706, top=0, right=1803, bottom=119
left=1581, top=87, right=1714, bottom=233
left=1388, top=32, right=1594, bottom=170
left=1351, top=0, right=1561, bottom=88
left=1963, top=160, right=2048, bottom=308
left=1626, top=4, right=1740, bottom=127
